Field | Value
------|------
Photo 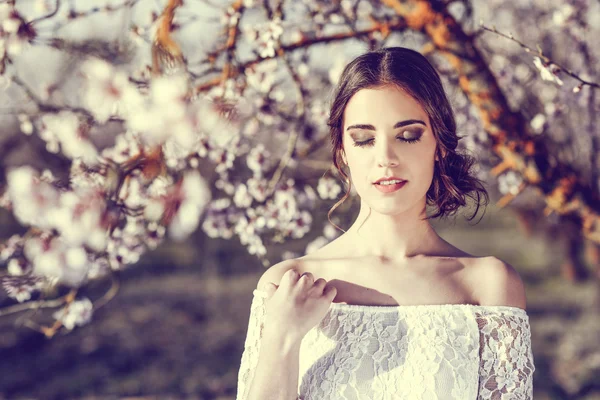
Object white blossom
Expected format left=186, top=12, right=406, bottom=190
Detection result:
left=106, top=228, right=145, bottom=271
left=247, top=235, right=266, bottom=256
left=18, top=113, right=33, bottom=135
left=246, top=144, right=270, bottom=177
left=1, top=234, right=24, bottom=262
left=323, top=223, right=339, bottom=240
left=203, top=198, right=239, bottom=239
left=0, top=6, right=28, bottom=56
left=126, top=74, right=191, bottom=145
left=47, top=190, right=108, bottom=251
left=234, top=216, right=267, bottom=256
left=215, top=177, right=236, bottom=195
left=101, top=130, right=142, bottom=163
left=317, top=176, right=342, bottom=200
left=39, top=112, right=99, bottom=164
left=69, top=160, right=107, bottom=193
left=247, top=176, right=269, bottom=202
left=53, top=298, right=93, bottom=330
left=498, top=170, right=524, bottom=196
left=2, top=276, right=42, bottom=303
left=7, top=166, right=60, bottom=228
left=2, top=17, right=19, bottom=34
left=245, top=59, right=278, bottom=93
left=23, top=236, right=89, bottom=286
left=234, top=183, right=253, bottom=208
left=249, top=17, right=284, bottom=58
left=7, top=258, right=27, bottom=276
left=306, top=235, right=329, bottom=254
left=281, top=250, right=299, bottom=260
left=87, top=257, right=110, bottom=280
left=308, top=99, right=329, bottom=126
left=274, top=189, right=298, bottom=222
left=210, top=148, right=236, bottom=174
left=530, top=113, right=546, bottom=134
left=285, top=210, right=312, bottom=239
left=552, top=4, right=575, bottom=26
left=146, top=222, right=166, bottom=250
left=147, top=175, right=172, bottom=198
left=82, top=58, right=143, bottom=124
left=533, top=56, right=563, bottom=86
left=168, top=171, right=211, bottom=241
left=297, top=62, right=310, bottom=77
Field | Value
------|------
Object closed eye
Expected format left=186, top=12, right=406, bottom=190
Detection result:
left=352, top=131, right=423, bottom=148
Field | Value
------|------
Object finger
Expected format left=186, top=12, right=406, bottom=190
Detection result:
left=323, top=285, right=338, bottom=301
left=310, top=278, right=327, bottom=295
left=263, top=282, right=278, bottom=298
left=281, top=269, right=300, bottom=289
left=297, top=272, right=314, bottom=288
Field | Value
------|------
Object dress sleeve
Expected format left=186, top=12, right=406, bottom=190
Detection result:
left=235, top=289, right=268, bottom=400
left=477, top=308, right=535, bottom=400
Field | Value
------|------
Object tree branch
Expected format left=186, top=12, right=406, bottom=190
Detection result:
left=479, top=24, right=599, bottom=90
left=380, top=0, right=600, bottom=244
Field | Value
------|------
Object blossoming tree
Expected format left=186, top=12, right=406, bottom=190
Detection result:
left=0, top=0, right=598, bottom=339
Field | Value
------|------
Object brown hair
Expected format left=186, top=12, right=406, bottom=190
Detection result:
left=326, top=47, right=489, bottom=231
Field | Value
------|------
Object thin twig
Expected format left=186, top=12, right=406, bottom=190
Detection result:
left=194, top=18, right=410, bottom=95
left=28, top=0, right=61, bottom=25
left=265, top=54, right=306, bottom=197
left=10, top=75, right=100, bottom=121
left=0, top=289, right=75, bottom=317
left=480, top=24, right=599, bottom=90
left=93, top=273, right=120, bottom=311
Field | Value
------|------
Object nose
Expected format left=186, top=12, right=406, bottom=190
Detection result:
left=375, top=137, right=400, bottom=168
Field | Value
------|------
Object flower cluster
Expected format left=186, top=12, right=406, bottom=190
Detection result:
left=53, top=298, right=93, bottom=330
left=0, top=38, right=328, bottom=333
left=244, top=17, right=284, bottom=58
left=0, top=4, right=31, bottom=64
left=0, top=0, right=596, bottom=347
left=498, top=170, right=524, bottom=196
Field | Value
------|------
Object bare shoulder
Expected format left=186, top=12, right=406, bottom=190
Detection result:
left=473, top=256, right=528, bottom=310
left=256, top=258, right=303, bottom=291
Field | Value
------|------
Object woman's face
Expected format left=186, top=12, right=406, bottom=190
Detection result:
left=341, top=85, right=437, bottom=215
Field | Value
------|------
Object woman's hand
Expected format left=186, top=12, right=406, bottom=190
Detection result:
left=261, top=269, right=337, bottom=344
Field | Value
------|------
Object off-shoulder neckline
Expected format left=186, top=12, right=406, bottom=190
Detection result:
left=252, top=289, right=528, bottom=314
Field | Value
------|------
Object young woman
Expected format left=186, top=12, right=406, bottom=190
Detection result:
left=236, top=47, right=535, bottom=400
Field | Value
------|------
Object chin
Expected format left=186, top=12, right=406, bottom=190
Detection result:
left=368, top=200, right=412, bottom=216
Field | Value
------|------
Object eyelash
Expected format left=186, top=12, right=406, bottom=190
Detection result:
left=352, top=135, right=422, bottom=148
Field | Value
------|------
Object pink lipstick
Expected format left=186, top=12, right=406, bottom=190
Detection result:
left=373, top=181, right=407, bottom=193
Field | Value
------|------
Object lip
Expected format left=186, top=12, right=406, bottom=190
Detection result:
left=373, top=180, right=407, bottom=193
left=373, top=176, right=406, bottom=184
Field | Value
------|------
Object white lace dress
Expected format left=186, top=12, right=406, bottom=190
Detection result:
left=236, top=289, right=535, bottom=400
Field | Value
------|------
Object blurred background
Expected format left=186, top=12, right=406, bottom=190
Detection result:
left=0, top=0, right=599, bottom=399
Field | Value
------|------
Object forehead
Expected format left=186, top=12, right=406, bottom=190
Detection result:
left=343, top=86, right=428, bottom=127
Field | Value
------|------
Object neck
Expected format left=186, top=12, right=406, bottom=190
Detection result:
left=343, top=199, right=448, bottom=261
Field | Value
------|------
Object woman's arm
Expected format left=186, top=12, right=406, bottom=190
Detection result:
left=236, top=289, right=301, bottom=400
left=245, top=325, right=302, bottom=400
left=236, top=262, right=335, bottom=400
left=477, top=309, right=535, bottom=399
left=476, top=258, right=535, bottom=399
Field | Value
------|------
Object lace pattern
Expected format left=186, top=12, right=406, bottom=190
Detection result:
left=236, top=290, right=535, bottom=400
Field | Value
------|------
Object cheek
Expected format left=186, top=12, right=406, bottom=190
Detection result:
left=413, top=149, right=436, bottom=182
left=345, top=161, right=362, bottom=182
left=345, top=140, right=436, bottom=176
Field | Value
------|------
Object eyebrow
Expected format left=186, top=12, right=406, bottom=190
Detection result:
left=346, top=119, right=426, bottom=131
